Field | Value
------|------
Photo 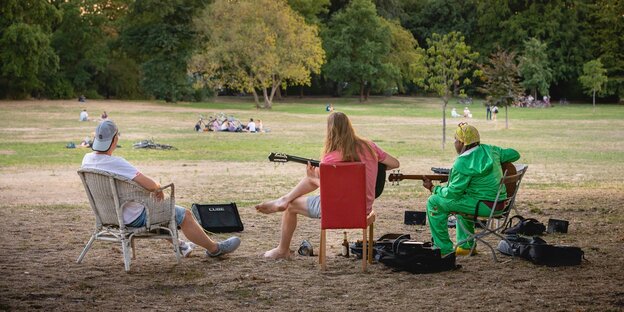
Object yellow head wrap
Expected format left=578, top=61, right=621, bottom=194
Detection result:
left=455, top=122, right=480, bottom=145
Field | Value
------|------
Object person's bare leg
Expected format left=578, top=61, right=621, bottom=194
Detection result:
left=256, top=176, right=317, bottom=214
left=264, top=197, right=310, bottom=259
left=178, top=210, right=219, bottom=254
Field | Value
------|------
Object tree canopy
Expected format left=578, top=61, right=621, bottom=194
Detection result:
left=425, top=31, right=478, bottom=149
left=579, top=59, right=608, bottom=111
left=192, top=0, right=325, bottom=108
left=478, top=49, right=523, bottom=129
left=322, top=0, right=390, bottom=102
left=0, top=0, right=622, bottom=103
left=519, top=38, right=553, bottom=99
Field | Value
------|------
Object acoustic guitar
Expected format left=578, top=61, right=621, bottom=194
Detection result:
left=267, top=152, right=387, bottom=198
left=388, top=162, right=517, bottom=197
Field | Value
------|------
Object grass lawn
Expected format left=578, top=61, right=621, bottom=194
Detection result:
left=1, top=96, right=623, bottom=185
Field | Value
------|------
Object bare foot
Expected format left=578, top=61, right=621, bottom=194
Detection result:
left=255, top=197, right=289, bottom=214
left=263, top=247, right=293, bottom=260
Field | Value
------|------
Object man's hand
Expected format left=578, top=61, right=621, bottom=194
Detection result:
left=152, top=190, right=164, bottom=201
left=422, top=177, right=434, bottom=192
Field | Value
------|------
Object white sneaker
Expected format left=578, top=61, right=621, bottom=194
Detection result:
left=178, top=241, right=196, bottom=258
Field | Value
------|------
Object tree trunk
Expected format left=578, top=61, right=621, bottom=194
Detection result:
left=505, top=105, right=509, bottom=129
left=533, top=88, right=537, bottom=101
left=593, top=90, right=596, bottom=112
left=275, top=87, right=282, bottom=101
left=359, top=83, right=364, bottom=102
left=365, top=86, right=370, bottom=102
left=299, top=86, right=304, bottom=98
left=261, top=80, right=280, bottom=109
left=262, top=88, right=270, bottom=109
left=442, top=97, right=448, bottom=150
left=251, top=89, right=261, bottom=108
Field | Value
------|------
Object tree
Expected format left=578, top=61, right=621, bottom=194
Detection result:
left=120, top=0, right=208, bottom=102
left=588, top=0, right=624, bottom=103
left=579, top=59, right=608, bottom=111
left=373, top=18, right=427, bottom=95
left=374, top=0, right=405, bottom=21
left=287, top=0, right=330, bottom=24
left=518, top=38, right=553, bottom=100
left=322, top=0, right=390, bottom=102
left=401, top=0, right=477, bottom=50
left=474, top=0, right=588, bottom=84
left=0, top=1, right=61, bottom=99
left=478, top=49, right=523, bottom=129
left=425, top=31, right=478, bottom=149
left=192, top=0, right=325, bottom=108
left=50, top=1, right=110, bottom=98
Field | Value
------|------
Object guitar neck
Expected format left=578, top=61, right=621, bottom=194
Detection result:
left=389, top=174, right=448, bottom=182
left=285, top=155, right=320, bottom=167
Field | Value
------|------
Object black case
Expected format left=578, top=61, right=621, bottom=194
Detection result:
left=404, top=211, right=427, bottom=225
left=191, top=203, right=244, bottom=233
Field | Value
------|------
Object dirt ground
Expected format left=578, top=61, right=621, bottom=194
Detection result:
left=1, top=100, right=623, bottom=311
left=1, top=161, right=623, bottom=311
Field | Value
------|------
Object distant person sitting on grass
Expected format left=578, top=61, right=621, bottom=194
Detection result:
left=245, top=118, right=256, bottom=132
left=81, top=120, right=241, bottom=258
left=79, top=133, right=93, bottom=148
left=257, top=119, right=264, bottom=132
left=79, top=109, right=89, bottom=121
left=101, top=111, right=108, bottom=120
left=451, top=107, right=461, bottom=118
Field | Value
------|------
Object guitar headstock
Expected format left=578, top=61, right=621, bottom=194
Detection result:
left=268, top=152, right=288, bottom=163
left=388, top=170, right=402, bottom=184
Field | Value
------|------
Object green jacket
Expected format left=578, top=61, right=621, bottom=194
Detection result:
left=432, top=144, right=520, bottom=201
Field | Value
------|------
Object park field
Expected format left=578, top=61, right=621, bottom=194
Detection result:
left=0, top=97, right=623, bottom=311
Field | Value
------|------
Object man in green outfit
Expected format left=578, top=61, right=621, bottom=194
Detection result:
left=422, top=122, right=520, bottom=257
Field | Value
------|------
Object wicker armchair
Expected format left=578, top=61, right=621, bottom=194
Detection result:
left=76, top=168, right=181, bottom=272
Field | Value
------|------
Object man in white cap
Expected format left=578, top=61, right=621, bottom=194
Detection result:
left=81, top=120, right=241, bottom=257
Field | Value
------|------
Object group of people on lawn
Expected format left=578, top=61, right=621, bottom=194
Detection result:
left=195, top=116, right=264, bottom=133
left=81, top=112, right=519, bottom=261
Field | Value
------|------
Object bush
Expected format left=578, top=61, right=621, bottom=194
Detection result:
left=44, top=78, right=74, bottom=99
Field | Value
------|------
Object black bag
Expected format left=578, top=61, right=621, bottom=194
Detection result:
left=502, top=215, right=546, bottom=236
left=376, top=234, right=460, bottom=274
left=191, top=203, right=244, bottom=233
left=497, top=235, right=584, bottom=266
left=349, top=233, right=404, bottom=259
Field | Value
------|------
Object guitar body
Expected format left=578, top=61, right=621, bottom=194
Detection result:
left=501, top=162, right=517, bottom=198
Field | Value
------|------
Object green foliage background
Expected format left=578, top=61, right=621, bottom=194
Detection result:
left=0, top=0, right=622, bottom=103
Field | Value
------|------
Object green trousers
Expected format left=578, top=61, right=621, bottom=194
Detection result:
left=426, top=194, right=494, bottom=255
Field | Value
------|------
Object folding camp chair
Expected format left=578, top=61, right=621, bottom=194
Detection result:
left=455, top=164, right=528, bottom=261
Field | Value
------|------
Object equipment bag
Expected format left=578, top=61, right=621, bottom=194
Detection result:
left=497, top=235, right=584, bottom=267
left=349, top=233, right=406, bottom=259
left=376, top=234, right=460, bottom=274
left=502, top=215, right=546, bottom=236
left=191, top=203, right=244, bottom=233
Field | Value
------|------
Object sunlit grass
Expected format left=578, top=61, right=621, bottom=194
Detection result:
left=1, top=97, right=623, bottom=189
